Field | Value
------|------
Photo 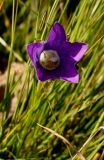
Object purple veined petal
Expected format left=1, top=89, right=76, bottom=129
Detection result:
left=59, top=58, right=79, bottom=83
left=26, top=42, right=56, bottom=81
left=47, top=22, right=66, bottom=42
left=36, top=65, right=79, bottom=83
left=61, top=41, right=88, bottom=62
left=69, top=42, right=88, bottom=62
left=36, top=66, right=56, bottom=81
left=60, top=74, right=79, bottom=83
left=26, top=42, right=45, bottom=66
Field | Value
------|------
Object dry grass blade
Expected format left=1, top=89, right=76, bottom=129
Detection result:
left=37, top=123, right=72, bottom=148
left=72, top=126, right=104, bottom=160
left=37, top=123, right=86, bottom=160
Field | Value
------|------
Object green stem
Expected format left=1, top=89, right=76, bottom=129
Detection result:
left=4, top=0, right=18, bottom=120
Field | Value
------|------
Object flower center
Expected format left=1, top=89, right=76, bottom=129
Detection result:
left=39, top=50, right=60, bottom=70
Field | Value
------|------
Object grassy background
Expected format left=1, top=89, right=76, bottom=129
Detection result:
left=0, top=0, right=104, bottom=159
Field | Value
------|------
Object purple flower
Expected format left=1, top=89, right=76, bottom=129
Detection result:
left=26, top=22, right=88, bottom=83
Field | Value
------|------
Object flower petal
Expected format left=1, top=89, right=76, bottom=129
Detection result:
left=26, top=42, right=57, bottom=81
left=60, top=41, right=88, bottom=62
left=47, top=22, right=66, bottom=42
left=60, top=74, right=79, bottom=83
left=59, top=58, right=79, bottom=83
left=69, top=42, right=88, bottom=62
left=26, top=42, right=45, bottom=66
left=36, top=67, right=56, bottom=81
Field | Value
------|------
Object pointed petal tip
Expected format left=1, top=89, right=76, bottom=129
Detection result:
left=83, top=43, right=88, bottom=51
left=53, top=21, right=62, bottom=27
left=48, top=22, right=66, bottom=42
left=26, top=43, right=34, bottom=54
left=61, top=74, right=79, bottom=83
left=73, top=42, right=88, bottom=62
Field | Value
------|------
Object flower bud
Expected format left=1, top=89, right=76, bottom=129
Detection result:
left=39, top=50, right=60, bottom=70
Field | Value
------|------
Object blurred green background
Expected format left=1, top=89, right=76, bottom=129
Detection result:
left=0, top=0, right=104, bottom=159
